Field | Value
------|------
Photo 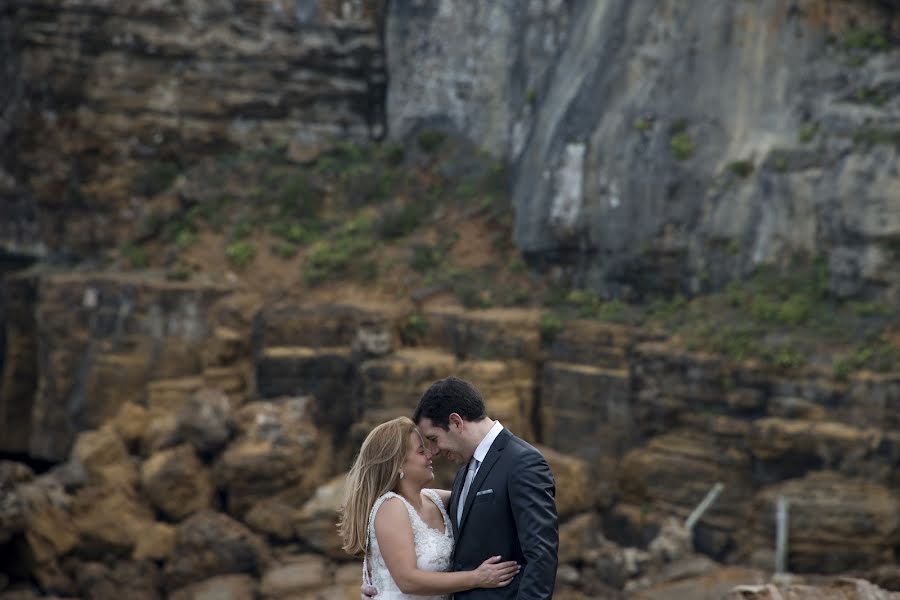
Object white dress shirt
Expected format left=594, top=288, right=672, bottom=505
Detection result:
left=457, top=420, right=503, bottom=525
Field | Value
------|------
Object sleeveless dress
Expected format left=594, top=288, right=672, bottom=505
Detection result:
left=364, top=489, right=455, bottom=600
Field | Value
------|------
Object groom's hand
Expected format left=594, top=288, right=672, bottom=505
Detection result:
left=360, top=583, right=377, bottom=599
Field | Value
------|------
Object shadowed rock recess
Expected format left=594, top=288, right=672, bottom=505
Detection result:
left=1, top=1, right=899, bottom=599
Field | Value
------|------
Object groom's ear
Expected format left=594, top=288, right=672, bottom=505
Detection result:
left=448, top=412, right=464, bottom=432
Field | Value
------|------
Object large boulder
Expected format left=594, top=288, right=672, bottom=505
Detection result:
left=538, top=446, right=595, bottom=520
left=70, top=426, right=138, bottom=488
left=132, top=522, right=176, bottom=562
left=10, top=477, right=78, bottom=568
left=214, top=398, right=323, bottom=519
left=140, top=444, right=214, bottom=521
left=741, top=472, right=900, bottom=573
left=163, top=510, right=270, bottom=591
left=169, top=574, right=257, bottom=600
left=174, top=388, right=234, bottom=456
left=70, top=483, right=157, bottom=558
left=293, top=475, right=346, bottom=560
left=73, top=560, right=161, bottom=600
left=0, top=461, right=34, bottom=544
left=728, top=577, right=900, bottom=600
left=631, top=566, right=766, bottom=600
left=259, top=555, right=330, bottom=598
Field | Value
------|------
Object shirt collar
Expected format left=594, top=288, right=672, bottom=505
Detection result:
left=472, top=420, right=503, bottom=465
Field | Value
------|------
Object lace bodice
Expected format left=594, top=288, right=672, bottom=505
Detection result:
left=365, top=489, right=454, bottom=600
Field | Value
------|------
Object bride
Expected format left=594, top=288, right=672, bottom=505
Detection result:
left=339, top=417, right=519, bottom=599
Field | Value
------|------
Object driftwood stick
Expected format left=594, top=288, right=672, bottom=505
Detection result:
left=685, top=482, right=724, bottom=531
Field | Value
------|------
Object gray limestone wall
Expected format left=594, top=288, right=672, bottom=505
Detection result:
left=385, top=0, right=900, bottom=301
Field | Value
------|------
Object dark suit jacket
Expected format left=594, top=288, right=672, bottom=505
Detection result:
left=447, top=428, right=558, bottom=600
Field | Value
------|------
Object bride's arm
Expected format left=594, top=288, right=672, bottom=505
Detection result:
left=374, top=498, right=517, bottom=595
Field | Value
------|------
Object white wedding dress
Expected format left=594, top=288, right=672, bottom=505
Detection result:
left=365, top=489, right=454, bottom=600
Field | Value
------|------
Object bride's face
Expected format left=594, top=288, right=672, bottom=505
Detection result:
left=401, top=431, right=434, bottom=484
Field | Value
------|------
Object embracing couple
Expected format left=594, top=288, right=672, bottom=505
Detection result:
left=338, top=376, right=559, bottom=599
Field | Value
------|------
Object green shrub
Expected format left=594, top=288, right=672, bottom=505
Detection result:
left=457, top=285, right=493, bottom=309
left=122, top=244, right=149, bottom=268
left=315, top=142, right=369, bottom=175
left=762, top=344, right=806, bottom=370
left=381, top=143, right=406, bottom=166
left=276, top=174, right=322, bottom=219
left=378, top=201, right=433, bottom=240
left=410, top=244, right=445, bottom=274
left=670, top=131, right=694, bottom=160
left=842, top=30, right=890, bottom=52
left=854, top=87, right=887, bottom=106
left=400, top=314, right=429, bottom=345
left=848, top=301, right=890, bottom=317
left=341, top=165, right=397, bottom=207
left=649, top=294, right=687, bottom=322
left=538, top=313, right=564, bottom=343
left=798, top=124, right=818, bottom=143
left=596, top=299, right=629, bottom=322
left=175, top=229, right=196, bottom=248
left=853, top=127, right=900, bottom=148
left=303, top=218, right=376, bottom=284
left=633, top=117, right=653, bottom=132
left=231, top=221, right=254, bottom=241
left=225, top=241, right=256, bottom=267
left=270, top=221, right=317, bottom=245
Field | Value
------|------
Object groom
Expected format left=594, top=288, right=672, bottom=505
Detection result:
left=363, top=375, right=558, bottom=599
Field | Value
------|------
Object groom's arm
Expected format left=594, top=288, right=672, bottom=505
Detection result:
left=509, top=449, right=558, bottom=600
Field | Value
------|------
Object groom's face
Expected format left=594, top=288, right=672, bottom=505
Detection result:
left=417, top=416, right=469, bottom=464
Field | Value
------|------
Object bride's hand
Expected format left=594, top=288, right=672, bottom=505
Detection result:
left=474, top=555, right=520, bottom=588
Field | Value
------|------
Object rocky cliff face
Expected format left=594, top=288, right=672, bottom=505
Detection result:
left=1, top=2, right=899, bottom=597
left=386, top=0, right=900, bottom=301
left=1, top=0, right=385, bottom=258
left=0, top=4, right=42, bottom=266
left=3, top=1, right=897, bottom=302
left=1, top=279, right=899, bottom=598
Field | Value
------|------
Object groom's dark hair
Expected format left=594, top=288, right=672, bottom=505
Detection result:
left=413, top=376, right=487, bottom=430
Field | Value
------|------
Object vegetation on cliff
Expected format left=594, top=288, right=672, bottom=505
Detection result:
left=116, top=134, right=899, bottom=381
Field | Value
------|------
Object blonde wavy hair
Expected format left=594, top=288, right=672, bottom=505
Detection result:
left=339, top=416, right=419, bottom=557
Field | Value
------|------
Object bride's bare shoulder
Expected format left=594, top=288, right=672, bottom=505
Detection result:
left=424, top=488, right=452, bottom=509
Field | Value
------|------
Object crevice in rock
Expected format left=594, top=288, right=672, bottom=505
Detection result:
left=0, top=452, right=54, bottom=474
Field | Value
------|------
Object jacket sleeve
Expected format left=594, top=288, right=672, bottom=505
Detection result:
left=508, top=449, right=558, bottom=600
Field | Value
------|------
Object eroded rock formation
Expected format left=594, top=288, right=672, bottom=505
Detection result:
left=1, top=275, right=898, bottom=598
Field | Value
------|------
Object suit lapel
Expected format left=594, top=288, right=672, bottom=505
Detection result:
left=458, top=429, right=510, bottom=533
